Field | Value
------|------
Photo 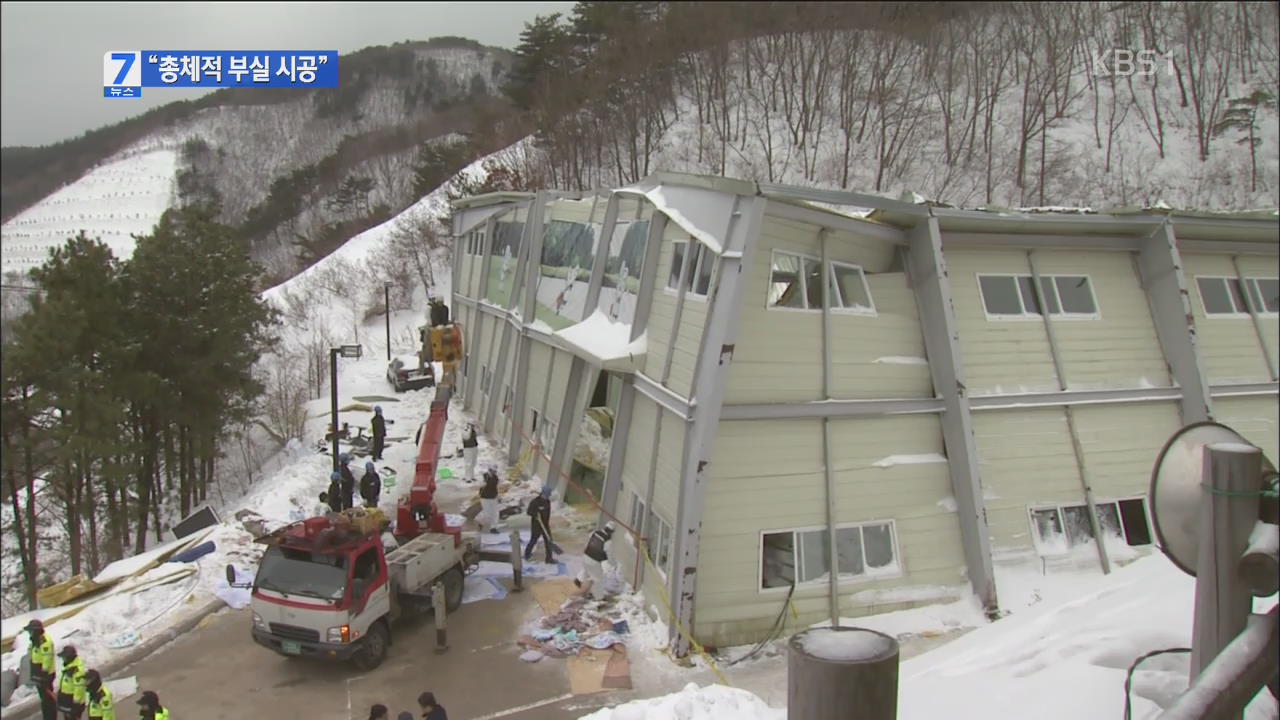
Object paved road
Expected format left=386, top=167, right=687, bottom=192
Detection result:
left=122, top=575, right=630, bottom=720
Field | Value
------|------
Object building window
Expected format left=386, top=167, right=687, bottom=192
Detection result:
left=1030, top=498, right=1153, bottom=555
left=480, top=364, right=490, bottom=395
left=760, top=521, right=900, bottom=590
left=502, top=385, right=512, bottom=417
left=829, top=261, right=876, bottom=313
left=978, top=274, right=1098, bottom=319
left=768, top=250, right=877, bottom=314
left=540, top=417, right=558, bottom=449
left=645, top=510, right=673, bottom=576
left=529, top=408, right=540, bottom=441
left=667, top=240, right=714, bottom=299
left=628, top=491, right=647, bottom=547
left=1246, top=277, right=1279, bottom=314
left=1200, top=276, right=1280, bottom=316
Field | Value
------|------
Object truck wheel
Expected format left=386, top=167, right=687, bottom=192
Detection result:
left=353, top=621, right=389, bottom=671
left=443, top=566, right=464, bottom=612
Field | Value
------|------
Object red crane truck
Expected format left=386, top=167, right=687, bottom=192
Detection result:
left=237, top=314, right=480, bottom=670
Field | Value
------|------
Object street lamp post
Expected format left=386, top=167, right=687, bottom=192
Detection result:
left=385, top=283, right=392, bottom=362
left=329, top=344, right=363, bottom=471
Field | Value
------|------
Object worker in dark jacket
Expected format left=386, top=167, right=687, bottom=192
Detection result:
left=461, top=424, right=479, bottom=482
left=25, top=619, right=57, bottom=720
left=479, top=467, right=500, bottom=533
left=360, top=461, right=381, bottom=508
left=55, top=644, right=86, bottom=720
left=371, top=406, right=387, bottom=461
left=136, top=690, right=169, bottom=720
left=524, top=487, right=555, bottom=564
left=326, top=473, right=343, bottom=513
left=339, top=454, right=357, bottom=510
left=417, top=691, right=447, bottom=720
left=576, top=523, right=615, bottom=599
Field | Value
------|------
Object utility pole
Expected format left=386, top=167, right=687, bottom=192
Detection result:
left=330, top=344, right=363, bottom=471
left=385, top=283, right=392, bottom=362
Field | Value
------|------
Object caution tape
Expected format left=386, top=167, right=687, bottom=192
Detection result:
left=638, top=538, right=731, bottom=687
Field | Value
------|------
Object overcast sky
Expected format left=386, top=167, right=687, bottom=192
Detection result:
left=0, top=1, right=573, bottom=147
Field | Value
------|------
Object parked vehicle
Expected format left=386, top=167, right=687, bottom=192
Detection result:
left=387, top=354, right=434, bottom=392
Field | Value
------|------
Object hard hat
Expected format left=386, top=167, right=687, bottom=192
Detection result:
left=374, top=406, right=383, bottom=414
left=339, top=453, right=351, bottom=464
left=603, top=522, right=616, bottom=533
left=366, top=461, right=375, bottom=471
left=331, top=471, right=341, bottom=481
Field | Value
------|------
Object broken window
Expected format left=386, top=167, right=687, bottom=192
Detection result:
left=829, top=262, right=876, bottom=312
left=769, top=251, right=805, bottom=308
left=761, top=522, right=899, bottom=589
left=645, top=510, right=673, bottom=576
left=1030, top=498, right=1154, bottom=555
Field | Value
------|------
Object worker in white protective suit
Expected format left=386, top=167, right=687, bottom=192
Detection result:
left=575, top=523, right=615, bottom=599
left=462, top=424, right=479, bottom=482
left=479, top=467, right=501, bottom=533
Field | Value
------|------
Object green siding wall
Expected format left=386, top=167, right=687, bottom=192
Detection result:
left=1214, top=396, right=1280, bottom=463
left=1183, top=253, right=1273, bottom=384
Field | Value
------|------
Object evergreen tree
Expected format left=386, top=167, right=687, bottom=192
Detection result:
left=1214, top=88, right=1277, bottom=194
left=502, top=13, right=574, bottom=110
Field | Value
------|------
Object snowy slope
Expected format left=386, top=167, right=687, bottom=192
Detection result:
left=1, top=146, right=177, bottom=271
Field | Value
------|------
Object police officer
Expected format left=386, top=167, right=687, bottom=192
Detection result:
left=338, top=454, right=357, bottom=511
left=360, top=461, right=381, bottom=509
left=55, top=644, right=86, bottom=720
left=83, top=670, right=114, bottom=720
left=370, top=407, right=387, bottom=462
left=136, top=690, right=169, bottom=720
left=25, top=619, right=57, bottom=720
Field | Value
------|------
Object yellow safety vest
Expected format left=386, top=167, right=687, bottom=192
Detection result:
left=30, top=635, right=55, bottom=678
left=87, top=685, right=115, bottom=720
left=58, top=656, right=87, bottom=703
left=152, top=708, right=171, bottom=720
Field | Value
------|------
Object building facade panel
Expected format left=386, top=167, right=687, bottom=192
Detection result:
left=944, top=249, right=1058, bottom=394
left=1032, top=250, right=1171, bottom=388
left=1214, top=396, right=1280, bottom=463
left=972, top=408, right=1088, bottom=560
left=1182, top=253, right=1273, bottom=384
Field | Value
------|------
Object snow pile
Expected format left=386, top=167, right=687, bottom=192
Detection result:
left=898, top=554, right=1279, bottom=720
left=873, top=356, right=929, bottom=366
left=872, top=454, right=947, bottom=469
left=796, top=628, right=894, bottom=662
left=577, top=682, right=783, bottom=720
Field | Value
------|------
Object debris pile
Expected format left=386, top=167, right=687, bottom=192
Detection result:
left=517, top=596, right=630, bottom=661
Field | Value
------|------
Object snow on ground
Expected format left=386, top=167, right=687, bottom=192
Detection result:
left=600, top=553, right=1280, bottom=720
left=1, top=146, right=177, bottom=273
left=579, top=683, right=784, bottom=720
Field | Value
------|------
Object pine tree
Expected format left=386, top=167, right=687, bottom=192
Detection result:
left=1214, top=88, right=1277, bottom=194
left=502, top=13, right=573, bottom=111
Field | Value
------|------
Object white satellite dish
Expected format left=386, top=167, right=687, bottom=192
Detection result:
left=1149, top=421, right=1275, bottom=577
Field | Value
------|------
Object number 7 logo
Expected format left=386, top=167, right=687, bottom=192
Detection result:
left=103, top=51, right=141, bottom=86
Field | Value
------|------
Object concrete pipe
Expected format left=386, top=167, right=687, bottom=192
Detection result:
left=788, top=626, right=899, bottom=720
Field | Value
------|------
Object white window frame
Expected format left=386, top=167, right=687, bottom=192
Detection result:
left=502, top=384, right=512, bottom=417
left=976, top=273, right=1101, bottom=321
left=664, top=239, right=714, bottom=301
left=645, top=509, right=673, bottom=578
left=1245, top=277, right=1279, bottom=316
left=627, top=490, right=646, bottom=548
left=1195, top=276, right=1251, bottom=318
left=828, top=260, right=877, bottom=315
left=540, top=416, right=558, bottom=450
left=480, top=364, right=490, bottom=396
left=528, top=407, right=540, bottom=443
left=757, top=520, right=902, bottom=593
left=765, top=250, right=879, bottom=316
left=1027, top=496, right=1154, bottom=557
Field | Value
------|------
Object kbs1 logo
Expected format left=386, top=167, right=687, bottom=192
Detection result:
left=103, top=51, right=339, bottom=98
left=1090, top=49, right=1175, bottom=79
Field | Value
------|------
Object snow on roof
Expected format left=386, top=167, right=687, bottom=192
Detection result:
left=552, top=310, right=645, bottom=372
left=796, top=627, right=896, bottom=662
left=615, top=182, right=725, bottom=254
